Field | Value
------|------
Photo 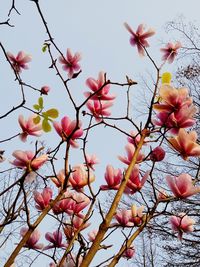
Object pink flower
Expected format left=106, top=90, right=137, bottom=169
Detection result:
left=72, top=215, right=90, bottom=230
left=52, top=198, right=74, bottom=215
left=53, top=116, right=83, bottom=148
left=68, top=164, right=95, bottom=190
left=154, top=105, right=196, bottom=134
left=130, top=204, right=144, bottom=226
left=122, top=246, right=135, bottom=259
left=84, top=72, right=115, bottom=101
left=40, top=86, right=50, bottom=95
left=51, top=169, right=65, bottom=188
left=18, top=114, right=42, bottom=142
left=153, top=84, right=196, bottom=133
left=100, top=165, right=122, bottom=190
left=125, top=165, right=149, bottom=194
left=86, top=99, right=114, bottom=122
left=7, top=51, right=32, bottom=73
left=168, top=129, right=200, bottom=160
left=160, top=42, right=182, bottom=63
left=166, top=173, right=200, bottom=198
left=157, top=189, right=168, bottom=201
left=20, top=227, right=43, bottom=249
left=153, top=84, right=193, bottom=113
left=150, top=146, right=165, bottom=162
left=118, top=143, right=144, bottom=165
left=85, top=154, right=100, bottom=170
left=33, top=187, right=53, bottom=210
left=53, top=192, right=90, bottom=217
left=115, top=209, right=134, bottom=227
left=59, top=49, right=81, bottom=78
left=64, top=216, right=90, bottom=240
left=68, top=192, right=90, bottom=217
left=11, top=150, right=48, bottom=171
left=170, top=213, right=195, bottom=240
left=124, top=23, right=155, bottom=56
left=88, top=229, right=98, bottom=242
left=44, top=230, right=67, bottom=250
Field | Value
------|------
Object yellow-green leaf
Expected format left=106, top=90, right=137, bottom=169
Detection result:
left=42, top=119, right=51, bottom=132
left=33, top=116, right=41, bottom=124
left=45, top=108, right=59, bottom=118
left=38, top=97, right=44, bottom=109
left=42, top=45, right=47, bottom=53
left=33, top=104, right=40, bottom=111
left=161, top=72, right=172, bottom=84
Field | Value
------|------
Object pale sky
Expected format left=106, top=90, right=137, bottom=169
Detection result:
left=1, top=0, right=200, bottom=266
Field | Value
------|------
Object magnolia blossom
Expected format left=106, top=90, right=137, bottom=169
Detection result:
left=86, top=99, right=114, bottom=122
left=53, top=116, right=83, bottom=148
left=88, top=229, right=98, bottom=242
left=115, top=209, right=134, bottom=227
left=130, top=204, right=144, bottom=226
left=59, top=48, right=81, bottom=78
left=34, top=187, right=53, bottom=210
left=53, top=191, right=90, bottom=217
left=40, top=86, right=50, bottom=95
left=20, top=227, right=43, bottom=249
left=166, top=173, right=200, bottom=198
left=122, top=246, right=135, bottom=259
left=157, top=189, right=168, bottom=201
left=150, top=146, right=165, bottom=162
left=168, top=129, right=200, bottom=160
left=51, top=169, right=65, bottom=188
left=11, top=150, right=48, bottom=171
left=53, top=198, right=73, bottom=215
left=153, top=84, right=196, bottom=133
left=153, top=84, right=193, bottom=113
left=68, top=192, right=90, bottom=217
left=125, top=165, right=149, bottom=194
left=64, top=216, right=90, bottom=240
left=44, top=230, right=67, bottom=250
left=85, top=154, right=100, bottom=170
left=100, top=165, right=122, bottom=190
left=124, top=23, right=155, bottom=56
left=170, top=213, right=195, bottom=240
left=84, top=71, right=115, bottom=101
left=154, top=105, right=196, bottom=134
left=160, top=41, right=182, bottom=63
left=118, top=143, right=144, bottom=165
left=7, top=51, right=32, bottom=72
left=68, top=164, right=95, bottom=190
left=18, top=114, right=42, bottom=142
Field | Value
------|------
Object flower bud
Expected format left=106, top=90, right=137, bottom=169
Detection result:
left=150, top=146, right=165, bottom=162
left=41, top=86, right=50, bottom=95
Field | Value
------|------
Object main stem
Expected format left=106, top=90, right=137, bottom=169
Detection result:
left=80, top=130, right=147, bottom=267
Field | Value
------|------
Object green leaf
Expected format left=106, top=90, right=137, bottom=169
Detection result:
left=45, top=108, right=59, bottom=118
left=42, top=119, right=51, bottom=132
left=38, top=97, right=44, bottom=109
left=42, top=45, right=47, bottom=53
left=42, top=112, right=48, bottom=120
left=33, top=116, right=41, bottom=124
left=33, top=104, right=40, bottom=111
